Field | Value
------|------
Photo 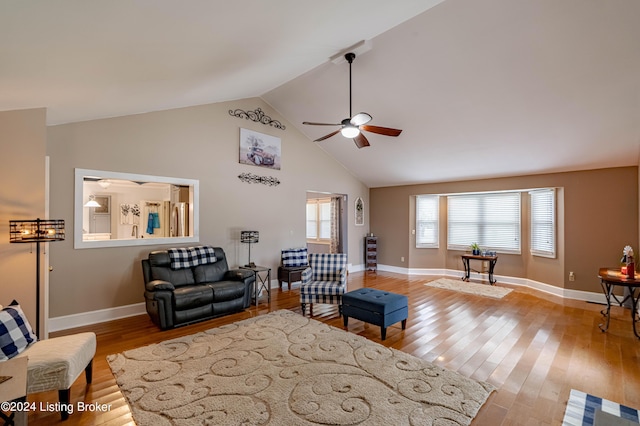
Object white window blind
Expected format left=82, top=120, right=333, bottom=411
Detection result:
left=447, top=192, right=521, bottom=253
left=530, top=188, right=556, bottom=258
left=306, top=199, right=331, bottom=241
left=319, top=201, right=331, bottom=239
left=416, top=195, right=439, bottom=248
left=306, top=202, right=317, bottom=239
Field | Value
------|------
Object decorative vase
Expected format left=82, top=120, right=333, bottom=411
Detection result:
left=627, top=255, right=635, bottom=278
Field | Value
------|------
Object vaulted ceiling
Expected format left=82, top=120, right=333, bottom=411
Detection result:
left=2, top=0, right=639, bottom=187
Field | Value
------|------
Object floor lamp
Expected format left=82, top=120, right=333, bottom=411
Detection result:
left=9, top=218, right=65, bottom=337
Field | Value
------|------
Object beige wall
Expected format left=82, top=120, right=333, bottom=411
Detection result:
left=0, top=108, right=47, bottom=327
left=46, top=98, right=370, bottom=318
left=370, top=167, right=638, bottom=294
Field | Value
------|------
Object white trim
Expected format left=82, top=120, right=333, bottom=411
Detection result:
left=48, top=266, right=606, bottom=332
left=348, top=263, right=366, bottom=273
left=44, top=156, right=50, bottom=339
left=379, top=264, right=607, bottom=304
left=74, top=168, right=200, bottom=249
left=49, top=302, right=146, bottom=332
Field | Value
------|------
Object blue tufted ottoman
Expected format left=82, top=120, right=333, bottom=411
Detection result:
left=342, top=288, right=408, bottom=340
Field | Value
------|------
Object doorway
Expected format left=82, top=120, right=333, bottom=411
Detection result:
left=306, top=192, right=348, bottom=254
left=88, top=195, right=111, bottom=234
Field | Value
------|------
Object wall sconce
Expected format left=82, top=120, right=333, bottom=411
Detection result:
left=9, top=218, right=65, bottom=337
left=240, top=231, right=259, bottom=267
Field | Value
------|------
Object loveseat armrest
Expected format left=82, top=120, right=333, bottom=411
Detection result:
left=339, top=269, right=347, bottom=286
left=145, top=279, right=175, bottom=292
left=225, top=269, right=255, bottom=309
left=225, top=269, right=255, bottom=281
left=301, top=267, right=313, bottom=285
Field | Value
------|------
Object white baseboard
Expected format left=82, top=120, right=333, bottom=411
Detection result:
left=379, top=265, right=606, bottom=304
left=349, top=263, right=366, bottom=273
left=48, top=266, right=606, bottom=332
left=49, top=302, right=146, bottom=332
left=377, top=264, right=410, bottom=274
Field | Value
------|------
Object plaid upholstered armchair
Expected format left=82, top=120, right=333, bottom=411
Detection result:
left=300, top=253, right=348, bottom=316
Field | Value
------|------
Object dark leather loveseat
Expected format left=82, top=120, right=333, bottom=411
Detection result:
left=142, top=247, right=255, bottom=330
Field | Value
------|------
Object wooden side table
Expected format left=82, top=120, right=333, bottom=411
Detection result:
left=461, top=253, right=499, bottom=284
left=598, top=267, right=640, bottom=339
left=277, top=266, right=306, bottom=290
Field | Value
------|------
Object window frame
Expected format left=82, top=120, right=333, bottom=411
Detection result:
left=74, top=168, right=199, bottom=249
left=416, top=195, right=440, bottom=248
left=306, top=198, right=332, bottom=244
left=529, top=188, right=556, bottom=258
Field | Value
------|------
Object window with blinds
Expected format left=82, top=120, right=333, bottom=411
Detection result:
left=530, top=188, right=556, bottom=258
left=416, top=195, right=439, bottom=248
left=447, top=192, right=521, bottom=253
left=306, top=198, right=331, bottom=241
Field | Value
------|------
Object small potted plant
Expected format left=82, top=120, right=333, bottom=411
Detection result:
left=470, top=242, right=481, bottom=255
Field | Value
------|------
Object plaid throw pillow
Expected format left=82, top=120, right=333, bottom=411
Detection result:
left=168, top=246, right=217, bottom=269
left=168, top=247, right=194, bottom=269
left=0, top=302, right=37, bottom=361
left=282, top=248, right=309, bottom=267
left=191, top=246, right=217, bottom=266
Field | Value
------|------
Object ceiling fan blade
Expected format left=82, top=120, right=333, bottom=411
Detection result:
left=303, top=121, right=342, bottom=126
left=350, top=112, right=372, bottom=126
left=353, top=132, right=370, bottom=149
left=360, top=124, right=403, bottom=137
left=314, top=129, right=341, bottom=142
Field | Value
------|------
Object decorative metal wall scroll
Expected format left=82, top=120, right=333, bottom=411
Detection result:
left=229, top=107, right=286, bottom=130
left=238, top=172, right=280, bottom=187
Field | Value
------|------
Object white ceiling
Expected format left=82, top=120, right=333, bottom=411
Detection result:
left=2, top=0, right=639, bottom=187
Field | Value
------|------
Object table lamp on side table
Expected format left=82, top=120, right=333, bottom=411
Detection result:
left=241, top=230, right=259, bottom=267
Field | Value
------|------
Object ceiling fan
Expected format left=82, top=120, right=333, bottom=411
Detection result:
left=303, top=52, right=402, bottom=148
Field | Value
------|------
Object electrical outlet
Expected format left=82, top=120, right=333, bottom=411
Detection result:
left=569, top=271, right=575, bottom=281
left=401, top=256, right=405, bottom=262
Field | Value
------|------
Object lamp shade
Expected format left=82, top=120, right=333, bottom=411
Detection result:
left=84, top=195, right=101, bottom=208
left=9, top=218, right=65, bottom=338
left=9, top=219, right=65, bottom=243
left=240, top=231, right=259, bottom=243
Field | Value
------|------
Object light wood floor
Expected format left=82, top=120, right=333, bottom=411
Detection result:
left=24, top=271, right=640, bottom=425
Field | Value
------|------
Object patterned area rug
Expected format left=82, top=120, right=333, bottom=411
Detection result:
left=107, top=310, right=494, bottom=425
left=563, top=389, right=640, bottom=425
left=426, top=278, right=512, bottom=299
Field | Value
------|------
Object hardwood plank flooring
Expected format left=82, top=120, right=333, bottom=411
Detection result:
left=21, top=271, right=640, bottom=425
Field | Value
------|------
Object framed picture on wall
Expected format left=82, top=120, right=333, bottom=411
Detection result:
left=93, top=195, right=110, bottom=214
left=355, top=197, right=364, bottom=226
left=239, top=128, right=281, bottom=170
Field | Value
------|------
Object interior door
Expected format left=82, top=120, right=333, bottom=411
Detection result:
left=89, top=195, right=111, bottom=234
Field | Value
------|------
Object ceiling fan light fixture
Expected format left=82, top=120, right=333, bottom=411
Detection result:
left=303, top=49, right=402, bottom=148
left=351, top=112, right=372, bottom=126
left=341, top=125, right=360, bottom=138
